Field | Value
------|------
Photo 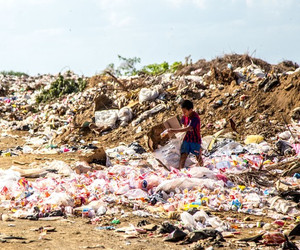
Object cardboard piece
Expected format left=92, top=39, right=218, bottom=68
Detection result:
left=146, top=115, right=181, bottom=151
left=78, top=147, right=107, bottom=164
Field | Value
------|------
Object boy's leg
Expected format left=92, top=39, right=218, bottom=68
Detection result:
left=179, top=153, right=188, bottom=169
left=190, top=142, right=203, bottom=166
left=179, top=141, right=189, bottom=169
left=197, top=149, right=204, bottom=166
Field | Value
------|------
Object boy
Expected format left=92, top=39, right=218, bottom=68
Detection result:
left=167, top=100, right=203, bottom=169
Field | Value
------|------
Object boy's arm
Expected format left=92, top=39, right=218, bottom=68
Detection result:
left=168, top=125, right=192, bottom=134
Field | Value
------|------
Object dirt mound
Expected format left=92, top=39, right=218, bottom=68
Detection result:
left=273, top=60, right=299, bottom=74
left=47, top=54, right=300, bottom=149
left=177, top=53, right=299, bottom=76
left=176, top=53, right=272, bottom=76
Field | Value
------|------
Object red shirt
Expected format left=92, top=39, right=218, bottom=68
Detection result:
left=181, top=111, right=201, bottom=144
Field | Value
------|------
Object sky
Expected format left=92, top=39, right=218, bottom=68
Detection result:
left=0, top=0, right=299, bottom=76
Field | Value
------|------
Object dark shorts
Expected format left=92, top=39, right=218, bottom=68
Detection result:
left=180, top=141, right=201, bottom=156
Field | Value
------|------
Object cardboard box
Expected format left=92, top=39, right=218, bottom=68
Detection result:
left=145, top=115, right=181, bottom=151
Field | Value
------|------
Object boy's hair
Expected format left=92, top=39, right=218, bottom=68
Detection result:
left=181, top=100, right=193, bottom=110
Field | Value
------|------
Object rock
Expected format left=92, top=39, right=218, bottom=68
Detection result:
left=246, top=116, right=255, bottom=123
left=291, top=107, right=300, bottom=123
left=244, top=216, right=251, bottom=221
left=285, top=83, right=294, bottom=90
left=2, top=214, right=13, bottom=222
left=164, top=228, right=187, bottom=242
left=217, top=84, right=224, bottom=90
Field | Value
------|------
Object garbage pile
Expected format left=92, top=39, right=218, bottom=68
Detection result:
left=1, top=54, right=300, bottom=149
left=0, top=54, right=300, bottom=248
left=0, top=122, right=299, bottom=247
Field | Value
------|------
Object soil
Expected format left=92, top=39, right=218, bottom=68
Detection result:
left=0, top=205, right=278, bottom=250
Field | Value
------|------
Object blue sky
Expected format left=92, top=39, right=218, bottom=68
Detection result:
left=0, top=0, right=299, bottom=76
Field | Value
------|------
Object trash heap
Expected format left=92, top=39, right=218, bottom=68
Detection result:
left=0, top=123, right=299, bottom=248
left=0, top=54, right=299, bottom=150
left=0, top=54, right=300, bottom=248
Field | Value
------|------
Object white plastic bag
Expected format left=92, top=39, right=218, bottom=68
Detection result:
left=188, top=167, right=216, bottom=179
left=95, top=110, right=118, bottom=128
left=42, top=192, right=74, bottom=207
left=139, top=85, right=162, bottom=103
left=153, top=133, right=194, bottom=169
left=118, top=107, right=133, bottom=127
left=156, top=178, right=224, bottom=193
left=45, top=160, right=74, bottom=176
left=181, top=211, right=197, bottom=230
left=124, top=189, right=148, bottom=199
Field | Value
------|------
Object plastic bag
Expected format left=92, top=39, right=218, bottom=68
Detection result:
left=153, top=133, right=194, bottom=169
left=124, top=189, right=148, bottom=199
left=95, top=110, right=118, bottom=128
left=23, top=145, right=34, bottom=154
left=278, top=131, right=291, bottom=140
left=156, top=178, right=224, bottom=193
left=139, top=85, right=162, bottom=103
left=118, top=107, right=133, bottom=127
left=42, top=192, right=74, bottom=207
left=269, top=196, right=298, bottom=214
left=244, top=135, right=264, bottom=145
left=181, top=211, right=197, bottom=230
left=188, top=167, right=216, bottom=179
left=46, top=160, right=74, bottom=176
left=10, top=166, right=47, bottom=178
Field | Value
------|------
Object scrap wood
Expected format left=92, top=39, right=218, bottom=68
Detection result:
left=281, top=161, right=300, bottom=177
left=226, top=170, right=278, bottom=187
left=155, top=158, right=170, bottom=171
left=13, top=160, right=27, bottom=165
left=264, top=157, right=299, bottom=170
left=105, top=71, right=127, bottom=91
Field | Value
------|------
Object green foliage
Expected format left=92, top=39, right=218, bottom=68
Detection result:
left=140, top=61, right=182, bottom=75
left=104, top=55, right=141, bottom=76
left=170, top=61, right=183, bottom=73
left=117, top=55, right=141, bottom=76
left=0, top=70, right=29, bottom=77
left=104, top=56, right=183, bottom=76
left=36, top=73, right=87, bottom=104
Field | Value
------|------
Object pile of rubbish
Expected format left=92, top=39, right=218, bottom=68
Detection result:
left=0, top=54, right=299, bottom=149
left=0, top=124, right=300, bottom=247
left=0, top=54, right=300, bottom=248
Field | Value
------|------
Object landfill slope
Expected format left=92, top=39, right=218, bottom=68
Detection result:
left=60, top=55, right=300, bottom=149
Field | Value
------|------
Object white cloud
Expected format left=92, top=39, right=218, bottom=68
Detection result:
left=166, top=0, right=207, bottom=9
left=246, top=0, right=297, bottom=8
left=34, top=28, right=64, bottom=36
left=91, top=0, right=135, bottom=28
left=0, top=0, right=54, bottom=8
left=108, top=11, right=134, bottom=28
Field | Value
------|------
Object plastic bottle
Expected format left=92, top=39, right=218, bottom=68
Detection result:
left=293, top=173, right=300, bottom=179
